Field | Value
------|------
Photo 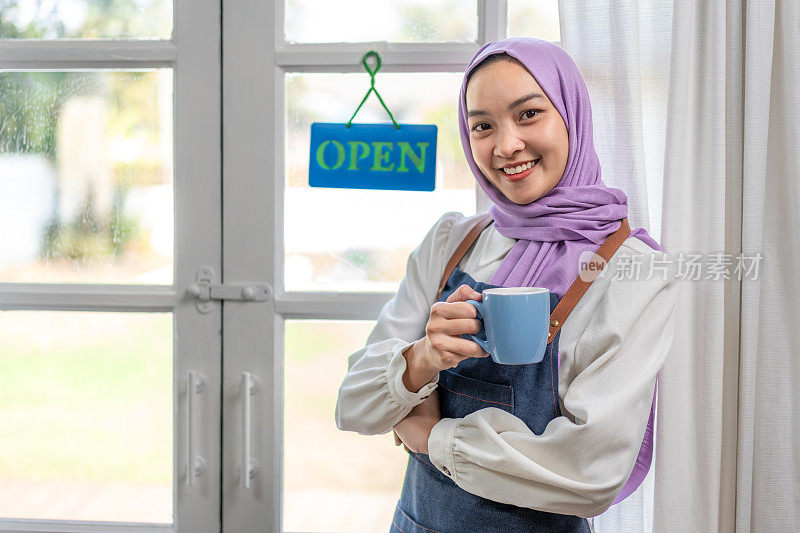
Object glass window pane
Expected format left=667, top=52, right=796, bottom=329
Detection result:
left=0, top=70, right=174, bottom=285
left=283, top=320, right=407, bottom=533
left=285, top=0, right=477, bottom=44
left=285, top=72, right=475, bottom=293
left=507, top=0, right=560, bottom=42
left=0, top=0, right=172, bottom=39
left=0, top=311, right=173, bottom=524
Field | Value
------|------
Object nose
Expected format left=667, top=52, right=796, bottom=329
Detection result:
left=493, top=127, right=525, bottom=159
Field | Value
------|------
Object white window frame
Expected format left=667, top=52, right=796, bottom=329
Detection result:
left=0, top=2, right=221, bottom=532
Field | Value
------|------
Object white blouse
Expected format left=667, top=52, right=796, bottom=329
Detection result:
left=335, top=211, right=681, bottom=519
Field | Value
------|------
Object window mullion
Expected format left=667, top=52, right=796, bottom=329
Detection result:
left=0, top=40, right=176, bottom=68
left=276, top=42, right=481, bottom=71
left=0, top=284, right=176, bottom=312
left=476, top=0, right=508, bottom=213
left=275, top=292, right=394, bottom=320
left=478, top=0, right=508, bottom=43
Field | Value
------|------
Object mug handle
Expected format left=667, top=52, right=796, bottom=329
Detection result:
left=463, top=299, right=490, bottom=353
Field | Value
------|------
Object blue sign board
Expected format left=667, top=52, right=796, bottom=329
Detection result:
left=309, top=122, right=437, bottom=191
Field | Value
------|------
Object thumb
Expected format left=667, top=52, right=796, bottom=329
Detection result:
left=446, top=284, right=482, bottom=304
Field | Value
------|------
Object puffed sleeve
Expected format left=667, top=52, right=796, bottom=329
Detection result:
left=427, top=246, right=682, bottom=519
left=334, top=211, right=463, bottom=436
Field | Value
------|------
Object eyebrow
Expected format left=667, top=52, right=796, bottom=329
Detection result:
left=467, top=93, right=546, bottom=118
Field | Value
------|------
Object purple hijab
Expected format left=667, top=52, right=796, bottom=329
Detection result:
left=458, top=37, right=663, bottom=296
left=459, top=37, right=661, bottom=507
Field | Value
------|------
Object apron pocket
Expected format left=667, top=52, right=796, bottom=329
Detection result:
left=391, top=502, right=442, bottom=533
left=438, top=369, right=514, bottom=419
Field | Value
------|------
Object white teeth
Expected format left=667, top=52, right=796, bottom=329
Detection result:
left=502, top=160, right=537, bottom=175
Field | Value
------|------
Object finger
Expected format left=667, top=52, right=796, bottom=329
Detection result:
left=431, top=301, right=481, bottom=319
left=445, top=284, right=483, bottom=304
left=430, top=339, right=490, bottom=359
left=425, top=347, right=488, bottom=370
left=445, top=284, right=482, bottom=303
left=428, top=318, right=482, bottom=337
left=393, top=431, right=401, bottom=446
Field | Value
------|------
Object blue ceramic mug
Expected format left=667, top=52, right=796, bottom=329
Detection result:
left=463, top=287, right=550, bottom=365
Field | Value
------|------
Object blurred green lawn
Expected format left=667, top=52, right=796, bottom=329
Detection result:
left=0, top=315, right=380, bottom=487
left=284, top=321, right=375, bottom=418
left=0, top=313, right=172, bottom=484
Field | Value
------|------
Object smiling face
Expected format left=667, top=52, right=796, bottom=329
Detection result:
left=465, top=58, right=570, bottom=205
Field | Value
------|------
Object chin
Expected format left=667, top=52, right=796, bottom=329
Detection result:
left=505, top=189, right=545, bottom=205
left=511, top=196, right=540, bottom=205
left=487, top=174, right=551, bottom=205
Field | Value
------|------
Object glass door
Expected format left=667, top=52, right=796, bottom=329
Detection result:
left=0, top=1, right=220, bottom=532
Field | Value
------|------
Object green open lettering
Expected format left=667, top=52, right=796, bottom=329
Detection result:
left=347, top=141, right=371, bottom=170
left=370, top=141, right=394, bottom=171
left=397, top=142, right=428, bottom=173
left=315, top=140, right=345, bottom=170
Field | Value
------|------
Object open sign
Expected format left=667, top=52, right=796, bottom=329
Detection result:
left=309, top=122, right=437, bottom=191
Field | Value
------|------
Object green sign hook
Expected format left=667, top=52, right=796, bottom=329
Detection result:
left=346, top=50, right=401, bottom=130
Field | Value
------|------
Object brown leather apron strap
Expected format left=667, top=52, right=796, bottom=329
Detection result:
left=547, top=218, right=631, bottom=344
left=436, top=214, right=494, bottom=300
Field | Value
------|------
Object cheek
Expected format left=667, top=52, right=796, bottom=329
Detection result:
left=471, top=140, right=492, bottom=168
left=550, top=121, right=570, bottom=159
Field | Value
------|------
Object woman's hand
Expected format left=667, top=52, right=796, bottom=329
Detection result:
left=392, top=389, right=442, bottom=454
left=421, top=284, right=491, bottom=366
left=402, top=284, right=490, bottom=393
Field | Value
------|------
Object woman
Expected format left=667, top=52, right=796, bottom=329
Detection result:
left=335, top=38, right=680, bottom=532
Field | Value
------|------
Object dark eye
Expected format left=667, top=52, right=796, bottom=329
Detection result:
left=521, top=109, right=541, bottom=120
left=472, top=122, right=491, bottom=132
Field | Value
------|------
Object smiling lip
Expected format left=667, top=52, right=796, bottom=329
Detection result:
left=499, top=159, right=540, bottom=181
left=501, top=159, right=537, bottom=170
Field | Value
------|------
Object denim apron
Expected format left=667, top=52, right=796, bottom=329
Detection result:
left=390, top=265, right=591, bottom=533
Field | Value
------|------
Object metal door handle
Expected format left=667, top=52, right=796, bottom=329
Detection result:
left=241, top=372, right=260, bottom=488
left=186, top=370, right=206, bottom=487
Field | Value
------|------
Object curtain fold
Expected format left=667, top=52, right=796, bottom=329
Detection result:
left=735, top=0, right=799, bottom=529
left=560, top=0, right=800, bottom=531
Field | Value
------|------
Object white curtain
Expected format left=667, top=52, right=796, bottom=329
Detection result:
left=559, top=1, right=800, bottom=532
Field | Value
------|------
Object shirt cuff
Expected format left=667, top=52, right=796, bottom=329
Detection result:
left=386, top=341, right=440, bottom=406
left=428, top=417, right=459, bottom=480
